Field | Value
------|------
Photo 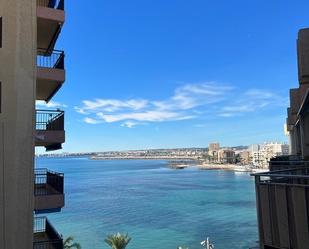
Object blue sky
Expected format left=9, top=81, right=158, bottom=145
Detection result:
left=37, top=0, right=309, bottom=153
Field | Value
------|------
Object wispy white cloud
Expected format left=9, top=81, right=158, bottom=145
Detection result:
left=75, top=83, right=286, bottom=127
left=194, top=123, right=207, bottom=128
left=36, top=100, right=67, bottom=109
left=153, top=83, right=233, bottom=111
left=121, top=121, right=139, bottom=128
left=75, top=99, right=148, bottom=114
left=96, top=111, right=195, bottom=123
left=84, top=117, right=101, bottom=124
left=218, top=89, right=287, bottom=117
left=217, top=113, right=237, bottom=118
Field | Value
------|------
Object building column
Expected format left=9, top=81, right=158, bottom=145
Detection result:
left=294, top=125, right=302, bottom=156
left=289, top=128, right=297, bottom=155
left=0, top=0, right=36, bottom=249
left=300, top=114, right=309, bottom=158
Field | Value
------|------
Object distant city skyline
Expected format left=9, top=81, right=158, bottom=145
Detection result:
left=37, top=1, right=309, bottom=153
left=37, top=141, right=288, bottom=155
left=37, top=141, right=289, bottom=169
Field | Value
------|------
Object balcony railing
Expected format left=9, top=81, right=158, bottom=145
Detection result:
left=37, top=49, right=65, bottom=69
left=268, top=155, right=307, bottom=171
left=35, top=168, right=64, bottom=196
left=34, top=217, right=63, bottom=249
left=253, top=167, right=309, bottom=185
left=36, top=110, right=64, bottom=131
left=253, top=167, right=309, bottom=248
left=37, top=0, right=64, bottom=10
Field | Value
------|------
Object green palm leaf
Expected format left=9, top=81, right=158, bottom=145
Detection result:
left=104, top=233, right=131, bottom=249
left=64, top=236, right=82, bottom=249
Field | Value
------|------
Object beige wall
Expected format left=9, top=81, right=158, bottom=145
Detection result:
left=0, top=0, right=36, bottom=248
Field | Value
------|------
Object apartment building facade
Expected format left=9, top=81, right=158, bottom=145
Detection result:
left=217, top=149, right=236, bottom=164
left=253, top=28, right=309, bottom=249
left=248, top=143, right=289, bottom=168
left=208, top=142, right=220, bottom=162
left=0, top=0, right=66, bottom=248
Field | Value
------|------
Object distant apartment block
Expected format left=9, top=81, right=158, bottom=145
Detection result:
left=209, top=142, right=220, bottom=151
left=0, top=0, right=67, bottom=248
left=208, top=142, right=220, bottom=162
left=238, top=150, right=250, bottom=164
left=253, top=28, right=309, bottom=249
left=218, top=149, right=236, bottom=164
left=248, top=142, right=289, bottom=168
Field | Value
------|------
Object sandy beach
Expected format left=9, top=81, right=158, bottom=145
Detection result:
left=198, top=163, right=249, bottom=171
left=168, top=162, right=263, bottom=172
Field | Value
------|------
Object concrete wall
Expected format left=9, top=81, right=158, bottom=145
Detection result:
left=300, top=113, right=309, bottom=159
left=290, top=88, right=301, bottom=114
left=298, top=29, right=309, bottom=84
left=0, top=0, right=36, bottom=248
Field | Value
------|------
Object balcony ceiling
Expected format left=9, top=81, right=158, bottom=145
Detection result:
left=37, top=6, right=65, bottom=51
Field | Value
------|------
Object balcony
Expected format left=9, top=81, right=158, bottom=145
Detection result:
left=35, top=110, right=65, bottom=151
left=37, top=49, right=65, bottom=102
left=37, top=0, right=65, bottom=51
left=253, top=167, right=309, bottom=249
left=34, top=217, right=63, bottom=249
left=34, top=169, right=64, bottom=213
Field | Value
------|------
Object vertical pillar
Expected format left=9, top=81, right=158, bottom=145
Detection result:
left=299, top=114, right=309, bottom=159
left=294, top=125, right=302, bottom=156
left=0, top=0, right=36, bottom=249
left=289, top=128, right=296, bottom=155
left=0, top=122, right=4, bottom=249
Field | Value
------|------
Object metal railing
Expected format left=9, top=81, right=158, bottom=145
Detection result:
left=35, top=168, right=64, bottom=195
left=253, top=166, right=309, bottom=248
left=37, top=0, right=64, bottom=10
left=37, top=49, right=65, bottom=69
left=36, top=110, right=64, bottom=131
left=34, top=217, right=63, bottom=249
left=253, top=167, right=309, bottom=186
left=269, top=157, right=308, bottom=171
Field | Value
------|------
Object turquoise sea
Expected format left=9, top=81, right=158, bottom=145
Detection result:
left=36, top=157, right=258, bottom=249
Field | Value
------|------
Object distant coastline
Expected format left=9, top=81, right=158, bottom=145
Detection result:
left=36, top=154, right=267, bottom=173
left=168, top=162, right=266, bottom=173
left=90, top=156, right=197, bottom=160
left=90, top=156, right=267, bottom=173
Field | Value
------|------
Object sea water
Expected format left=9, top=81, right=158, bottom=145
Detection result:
left=36, top=157, right=258, bottom=249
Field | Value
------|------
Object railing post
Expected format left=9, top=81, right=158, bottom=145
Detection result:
left=36, top=110, right=64, bottom=131
left=57, top=0, right=64, bottom=10
left=47, top=0, right=55, bottom=8
left=37, top=49, right=65, bottom=69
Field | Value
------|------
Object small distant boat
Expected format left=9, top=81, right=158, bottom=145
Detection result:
left=233, top=166, right=249, bottom=172
left=168, top=160, right=196, bottom=169
left=251, top=168, right=268, bottom=173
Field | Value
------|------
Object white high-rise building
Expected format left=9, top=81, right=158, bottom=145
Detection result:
left=248, top=142, right=289, bottom=168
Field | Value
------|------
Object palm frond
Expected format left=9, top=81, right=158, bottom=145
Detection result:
left=64, top=236, right=82, bottom=249
left=104, top=233, right=131, bottom=249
